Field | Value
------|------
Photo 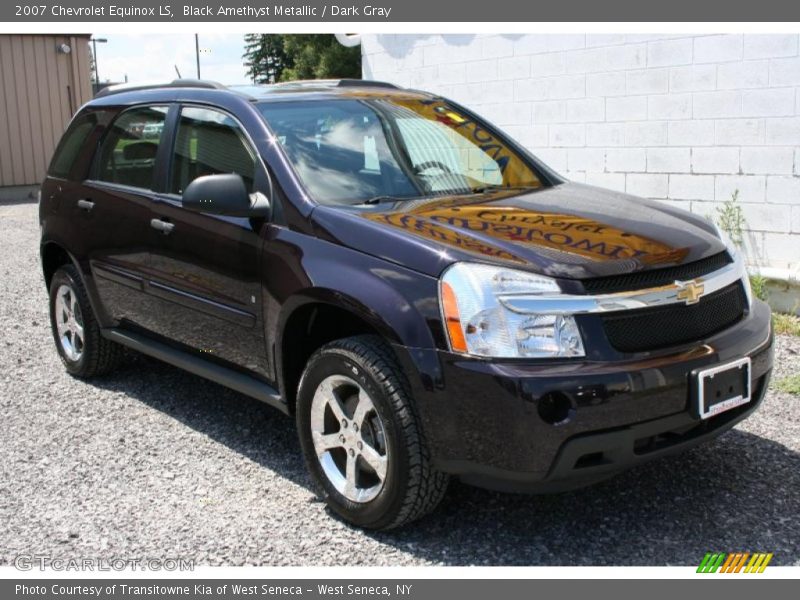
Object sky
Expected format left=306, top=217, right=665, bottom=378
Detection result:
left=92, top=34, right=252, bottom=85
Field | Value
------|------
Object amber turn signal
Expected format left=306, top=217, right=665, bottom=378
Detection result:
left=441, top=281, right=467, bottom=353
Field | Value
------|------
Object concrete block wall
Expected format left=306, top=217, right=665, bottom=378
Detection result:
left=361, top=34, right=800, bottom=271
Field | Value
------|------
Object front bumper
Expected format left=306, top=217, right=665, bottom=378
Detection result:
left=396, top=299, right=773, bottom=493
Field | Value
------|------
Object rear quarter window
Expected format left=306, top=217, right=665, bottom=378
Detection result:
left=48, top=113, right=98, bottom=180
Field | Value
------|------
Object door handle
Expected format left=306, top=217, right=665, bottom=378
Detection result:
left=150, top=218, right=175, bottom=235
left=77, top=199, right=94, bottom=212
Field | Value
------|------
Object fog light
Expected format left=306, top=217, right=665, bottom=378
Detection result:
left=537, top=391, right=573, bottom=425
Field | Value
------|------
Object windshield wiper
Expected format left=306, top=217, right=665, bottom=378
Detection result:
left=353, top=186, right=532, bottom=206
left=470, top=184, right=532, bottom=194
left=354, top=195, right=423, bottom=206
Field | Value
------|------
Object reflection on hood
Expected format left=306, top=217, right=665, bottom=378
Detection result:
left=364, top=191, right=690, bottom=270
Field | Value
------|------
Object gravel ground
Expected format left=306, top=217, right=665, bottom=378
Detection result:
left=1, top=200, right=799, bottom=566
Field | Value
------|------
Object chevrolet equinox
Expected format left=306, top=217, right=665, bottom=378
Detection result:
left=39, top=79, right=773, bottom=529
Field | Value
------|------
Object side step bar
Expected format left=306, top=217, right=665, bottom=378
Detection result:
left=102, top=328, right=287, bottom=414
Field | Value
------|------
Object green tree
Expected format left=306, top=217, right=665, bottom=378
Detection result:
left=243, top=34, right=289, bottom=84
left=242, top=34, right=361, bottom=84
left=280, top=35, right=361, bottom=82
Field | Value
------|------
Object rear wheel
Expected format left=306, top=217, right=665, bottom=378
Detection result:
left=297, top=335, right=448, bottom=530
left=48, top=265, right=124, bottom=377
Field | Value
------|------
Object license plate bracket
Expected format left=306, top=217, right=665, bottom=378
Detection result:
left=694, top=357, right=751, bottom=420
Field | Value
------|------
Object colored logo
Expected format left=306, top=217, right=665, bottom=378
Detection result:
left=676, top=279, right=705, bottom=305
left=697, top=552, right=773, bottom=573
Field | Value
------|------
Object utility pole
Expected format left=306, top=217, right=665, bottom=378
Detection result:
left=90, top=37, right=108, bottom=85
left=195, top=34, right=201, bottom=79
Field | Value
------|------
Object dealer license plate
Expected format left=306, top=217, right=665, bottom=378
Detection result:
left=695, top=357, right=752, bottom=420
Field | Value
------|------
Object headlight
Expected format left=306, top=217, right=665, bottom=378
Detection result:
left=439, top=263, right=585, bottom=358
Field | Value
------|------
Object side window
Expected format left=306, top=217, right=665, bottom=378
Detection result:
left=48, top=113, right=98, bottom=179
left=94, top=106, right=168, bottom=189
left=170, top=107, right=256, bottom=196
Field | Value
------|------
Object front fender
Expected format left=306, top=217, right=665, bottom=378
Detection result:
left=276, top=253, right=442, bottom=351
left=265, top=227, right=448, bottom=400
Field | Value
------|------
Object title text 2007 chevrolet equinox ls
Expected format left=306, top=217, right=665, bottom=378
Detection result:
left=40, top=79, right=773, bottom=529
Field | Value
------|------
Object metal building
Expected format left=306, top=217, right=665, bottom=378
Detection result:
left=0, top=34, right=92, bottom=189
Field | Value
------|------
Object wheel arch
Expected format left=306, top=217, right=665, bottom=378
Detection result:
left=40, top=240, right=81, bottom=290
left=275, top=286, right=435, bottom=414
left=40, top=240, right=109, bottom=327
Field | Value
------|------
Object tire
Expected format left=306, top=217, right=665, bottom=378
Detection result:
left=48, top=265, right=125, bottom=378
left=296, top=335, right=449, bottom=530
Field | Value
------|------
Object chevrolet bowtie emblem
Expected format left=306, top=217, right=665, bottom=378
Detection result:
left=676, top=279, right=705, bottom=305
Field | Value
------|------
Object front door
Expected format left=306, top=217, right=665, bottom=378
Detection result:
left=144, top=105, right=268, bottom=375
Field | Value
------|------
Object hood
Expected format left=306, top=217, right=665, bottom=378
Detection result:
left=310, top=182, right=727, bottom=280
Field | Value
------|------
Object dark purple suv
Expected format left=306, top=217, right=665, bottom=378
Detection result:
left=39, top=79, right=773, bottom=529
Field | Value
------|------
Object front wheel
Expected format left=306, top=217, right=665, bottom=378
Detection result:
left=296, top=335, right=448, bottom=530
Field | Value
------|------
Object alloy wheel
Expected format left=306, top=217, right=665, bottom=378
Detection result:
left=309, top=375, right=389, bottom=503
left=54, top=284, right=84, bottom=362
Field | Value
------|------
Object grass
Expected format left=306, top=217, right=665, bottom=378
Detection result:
left=772, top=313, right=799, bottom=396
left=774, top=374, right=800, bottom=396
left=716, top=189, right=745, bottom=247
left=773, top=312, right=800, bottom=336
left=749, top=274, right=769, bottom=302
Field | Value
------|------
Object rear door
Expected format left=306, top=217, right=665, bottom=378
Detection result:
left=81, top=104, right=170, bottom=329
left=144, top=105, right=269, bottom=375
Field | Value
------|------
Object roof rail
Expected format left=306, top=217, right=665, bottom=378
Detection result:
left=95, top=79, right=227, bottom=98
left=336, top=79, right=400, bottom=89
left=269, top=78, right=401, bottom=90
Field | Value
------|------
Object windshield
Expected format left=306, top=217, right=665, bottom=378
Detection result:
left=257, top=96, right=543, bottom=205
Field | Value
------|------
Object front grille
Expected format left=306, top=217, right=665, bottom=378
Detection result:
left=602, top=282, right=747, bottom=353
left=582, top=252, right=732, bottom=295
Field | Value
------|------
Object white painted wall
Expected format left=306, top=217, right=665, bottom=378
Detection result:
left=361, top=34, right=800, bottom=272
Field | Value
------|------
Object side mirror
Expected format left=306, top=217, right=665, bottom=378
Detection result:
left=182, top=173, right=270, bottom=218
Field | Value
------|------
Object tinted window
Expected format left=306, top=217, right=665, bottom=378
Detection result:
left=170, top=107, right=256, bottom=195
left=49, top=113, right=97, bottom=179
left=94, top=106, right=168, bottom=189
left=258, top=98, right=541, bottom=205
